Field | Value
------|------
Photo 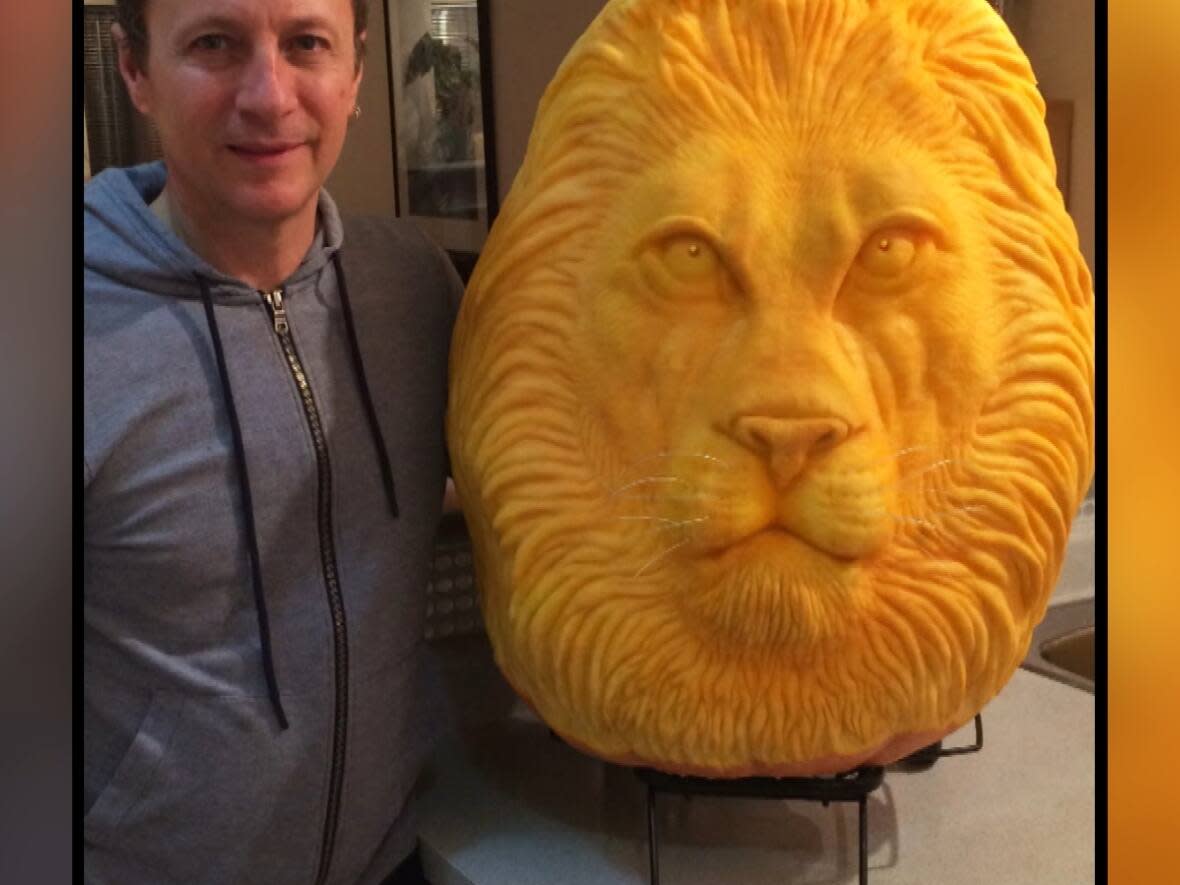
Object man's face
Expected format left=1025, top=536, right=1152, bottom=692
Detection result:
left=118, top=0, right=362, bottom=225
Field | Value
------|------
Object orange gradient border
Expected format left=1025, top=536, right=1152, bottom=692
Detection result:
left=1109, top=0, right=1180, bottom=881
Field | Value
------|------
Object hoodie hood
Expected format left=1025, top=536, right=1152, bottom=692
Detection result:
left=83, top=161, right=344, bottom=298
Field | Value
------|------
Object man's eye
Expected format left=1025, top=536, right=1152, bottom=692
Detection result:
left=291, top=34, right=327, bottom=52
left=192, top=34, right=230, bottom=51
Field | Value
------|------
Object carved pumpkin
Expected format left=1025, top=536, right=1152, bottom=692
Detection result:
left=447, top=0, right=1094, bottom=777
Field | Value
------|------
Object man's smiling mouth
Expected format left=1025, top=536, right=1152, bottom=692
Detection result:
left=229, top=142, right=303, bottom=160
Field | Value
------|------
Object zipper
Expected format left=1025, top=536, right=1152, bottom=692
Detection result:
left=262, top=287, right=349, bottom=885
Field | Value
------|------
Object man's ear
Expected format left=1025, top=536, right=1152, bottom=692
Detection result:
left=353, top=30, right=367, bottom=86
left=110, top=23, right=153, bottom=117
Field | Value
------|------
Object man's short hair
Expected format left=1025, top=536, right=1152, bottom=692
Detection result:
left=114, top=0, right=370, bottom=70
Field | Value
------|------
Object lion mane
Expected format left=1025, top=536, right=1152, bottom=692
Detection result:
left=447, top=0, right=1094, bottom=775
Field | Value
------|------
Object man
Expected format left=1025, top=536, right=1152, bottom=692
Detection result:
left=83, top=0, right=461, bottom=881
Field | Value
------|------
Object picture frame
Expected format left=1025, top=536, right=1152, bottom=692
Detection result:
left=384, top=0, right=500, bottom=268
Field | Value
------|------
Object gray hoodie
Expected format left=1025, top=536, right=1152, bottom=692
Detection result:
left=84, top=162, right=462, bottom=884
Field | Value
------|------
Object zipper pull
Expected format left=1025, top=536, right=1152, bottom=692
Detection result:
left=263, top=288, right=289, bottom=335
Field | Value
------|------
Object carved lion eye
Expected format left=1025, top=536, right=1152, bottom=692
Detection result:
left=635, top=218, right=736, bottom=305
left=660, top=234, right=721, bottom=282
left=855, top=230, right=920, bottom=278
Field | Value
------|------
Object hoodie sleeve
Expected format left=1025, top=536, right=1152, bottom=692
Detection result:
left=433, top=244, right=466, bottom=481
left=335, top=214, right=466, bottom=482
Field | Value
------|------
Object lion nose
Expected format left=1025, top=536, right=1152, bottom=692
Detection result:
left=731, top=415, right=850, bottom=486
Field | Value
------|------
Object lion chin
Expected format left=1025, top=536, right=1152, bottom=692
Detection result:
left=448, top=0, right=1094, bottom=777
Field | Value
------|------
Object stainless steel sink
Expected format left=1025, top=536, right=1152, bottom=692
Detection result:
left=1021, top=597, right=1095, bottom=692
left=1041, top=626, right=1094, bottom=682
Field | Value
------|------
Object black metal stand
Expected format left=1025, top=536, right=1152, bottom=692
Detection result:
left=895, top=713, right=985, bottom=770
left=938, top=712, right=985, bottom=757
left=634, top=713, right=984, bottom=885
left=635, top=765, right=884, bottom=885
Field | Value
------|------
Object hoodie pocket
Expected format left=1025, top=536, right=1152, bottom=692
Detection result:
left=84, top=690, right=184, bottom=845
left=83, top=690, right=329, bottom=884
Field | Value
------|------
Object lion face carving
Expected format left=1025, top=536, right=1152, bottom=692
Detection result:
left=448, top=0, right=1094, bottom=777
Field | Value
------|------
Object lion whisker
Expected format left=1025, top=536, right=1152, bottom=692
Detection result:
left=893, top=457, right=958, bottom=486
left=893, top=445, right=931, bottom=459
left=647, top=451, right=733, bottom=470
left=634, top=538, right=691, bottom=578
left=877, top=503, right=985, bottom=526
left=615, top=515, right=710, bottom=529
left=609, top=476, right=691, bottom=497
left=615, top=493, right=705, bottom=500
left=614, top=451, right=733, bottom=480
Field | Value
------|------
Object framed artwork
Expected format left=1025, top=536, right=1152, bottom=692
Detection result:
left=385, top=0, right=500, bottom=263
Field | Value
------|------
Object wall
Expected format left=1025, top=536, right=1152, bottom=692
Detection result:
left=1006, top=0, right=1097, bottom=275
left=487, top=0, right=606, bottom=204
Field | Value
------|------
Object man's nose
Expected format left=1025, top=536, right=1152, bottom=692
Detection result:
left=236, top=47, right=297, bottom=119
left=730, top=414, right=851, bottom=488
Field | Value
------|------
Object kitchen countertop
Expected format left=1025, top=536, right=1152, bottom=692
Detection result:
left=415, top=641, right=1094, bottom=885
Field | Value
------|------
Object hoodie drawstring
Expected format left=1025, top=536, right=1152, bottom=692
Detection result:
left=331, top=251, right=400, bottom=518
left=196, top=275, right=290, bottom=731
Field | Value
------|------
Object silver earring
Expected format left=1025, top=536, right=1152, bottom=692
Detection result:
left=352, top=105, right=362, bottom=120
